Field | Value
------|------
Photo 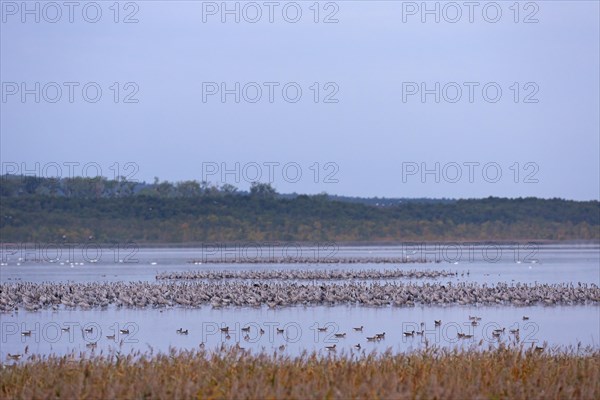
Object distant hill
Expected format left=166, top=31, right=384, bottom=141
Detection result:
left=1, top=175, right=598, bottom=243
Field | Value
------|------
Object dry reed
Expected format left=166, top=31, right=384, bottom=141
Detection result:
left=1, top=344, right=598, bottom=399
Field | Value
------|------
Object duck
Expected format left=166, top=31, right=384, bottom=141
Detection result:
left=7, top=353, right=22, bottom=360
left=86, top=341, right=97, bottom=348
left=375, top=332, right=386, bottom=339
left=61, top=327, right=70, bottom=332
left=318, top=327, right=327, bottom=332
left=509, top=328, right=520, bottom=334
left=325, top=344, right=336, bottom=351
left=241, top=326, right=250, bottom=332
left=276, top=328, right=284, bottom=334
left=21, top=330, right=32, bottom=336
left=523, top=316, right=530, bottom=320
left=84, top=327, right=93, bottom=333
left=354, top=343, right=361, bottom=349
left=334, top=333, right=346, bottom=338
left=403, top=330, right=415, bottom=337
left=199, top=342, right=205, bottom=348
left=220, top=327, right=229, bottom=333
left=106, top=334, right=116, bottom=340
left=119, top=329, right=130, bottom=334
left=353, top=326, right=363, bottom=332
left=366, top=336, right=378, bottom=342
left=434, top=320, right=442, bottom=327
left=278, top=345, right=285, bottom=351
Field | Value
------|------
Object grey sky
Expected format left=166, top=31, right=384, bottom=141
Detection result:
left=1, top=1, right=599, bottom=200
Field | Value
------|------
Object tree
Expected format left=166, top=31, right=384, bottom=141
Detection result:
left=220, top=183, right=239, bottom=195
left=249, top=182, right=277, bottom=199
left=176, top=180, right=201, bottom=197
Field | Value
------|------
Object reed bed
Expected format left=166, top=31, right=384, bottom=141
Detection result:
left=2, top=345, right=598, bottom=399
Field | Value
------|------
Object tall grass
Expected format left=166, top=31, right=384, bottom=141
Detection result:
left=1, top=345, right=598, bottom=399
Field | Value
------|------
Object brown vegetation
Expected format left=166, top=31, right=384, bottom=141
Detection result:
left=2, top=345, right=598, bottom=399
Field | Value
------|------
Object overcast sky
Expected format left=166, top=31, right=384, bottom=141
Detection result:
left=1, top=1, right=599, bottom=200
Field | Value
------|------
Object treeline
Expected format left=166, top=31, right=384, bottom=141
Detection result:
left=1, top=175, right=598, bottom=242
left=0, top=174, right=241, bottom=199
left=0, top=175, right=451, bottom=206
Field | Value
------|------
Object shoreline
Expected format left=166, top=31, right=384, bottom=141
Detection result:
left=2, top=239, right=599, bottom=248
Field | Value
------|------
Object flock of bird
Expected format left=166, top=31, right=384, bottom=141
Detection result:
left=188, top=257, right=431, bottom=265
left=192, top=314, right=544, bottom=353
left=1, top=280, right=598, bottom=311
left=155, top=268, right=459, bottom=281
left=6, top=325, right=134, bottom=360
left=8, top=314, right=540, bottom=361
left=2, top=254, right=592, bottom=363
left=319, top=316, right=534, bottom=351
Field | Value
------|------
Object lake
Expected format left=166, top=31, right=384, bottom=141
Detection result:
left=1, top=244, right=598, bottom=359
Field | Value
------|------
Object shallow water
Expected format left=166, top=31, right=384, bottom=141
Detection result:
left=2, top=305, right=598, bottom=359
left=1, top=244, right=599, bottom=285
left=1, top=245, right=598, bottom=360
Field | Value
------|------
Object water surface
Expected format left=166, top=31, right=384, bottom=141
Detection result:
left=1, top=245, right=598, bottom=360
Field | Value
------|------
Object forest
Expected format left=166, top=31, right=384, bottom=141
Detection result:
left=1, top=175, right=598, bottom=242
